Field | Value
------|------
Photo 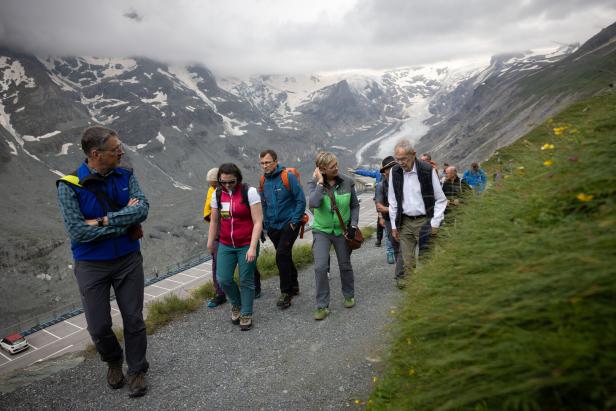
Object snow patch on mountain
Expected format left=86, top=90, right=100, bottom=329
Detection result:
left=57, top=142, right=73, bottom=156
left=141, top=91, right=168, bottom=108
left=0, top=57, right=36, bottom=91
left=22, top=130, right=61, bottom=142
left=168, top=65, right=247, bottom=136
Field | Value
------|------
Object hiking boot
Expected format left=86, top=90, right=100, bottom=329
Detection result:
left=344, top=297, right=356, bottom=308
left=276, top=293, right=292, bottom=309
left=396, top=276, right=407, bottom=289
left=375, top=240, right=382, bottom=247
left=291, top=286, right=300, bottom=296
left=127, top=371, right=147, bottom=398
left=255, top=289, right=262, bottom=299
left=231, top=306, right=241, bottom=325
left=207, top=294, right=227, bottom=308
left=314, top=307, right=330, bottom=321
left=387, top=252, right=395, bottom=265
left=107, top=361, right=125, bottom=389
left=239, top=315, right=253, bottom=331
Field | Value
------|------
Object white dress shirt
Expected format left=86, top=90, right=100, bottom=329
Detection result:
left=388, top=163, right=447, bottom=229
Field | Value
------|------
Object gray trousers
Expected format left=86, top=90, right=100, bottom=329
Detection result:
left=398, top=215, right=428, bottom=278
left=313, top=231, right=355, bottom=308
left=384, top=219, right=405, bottom=278
left=74, top=251, right=149, bottom=375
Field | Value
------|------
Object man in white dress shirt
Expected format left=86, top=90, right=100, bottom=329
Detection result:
left=388, top=139, right=447, bottom=289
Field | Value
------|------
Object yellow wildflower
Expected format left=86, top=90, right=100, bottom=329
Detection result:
left=372, top=376, right=378, bottom=383
left=408, top=368, right=416, bottom=376
left=576, top=193, right=593, bottom=202
left=389, top=309, right=396, bottom=315
left=354, top=399, right=361, bottom=405
left=553, top=126, right=567, bottom=136
left=541, top=143, right=555, bottom=150
left=406, top=337, right=412, bottom=345
left=544, top=160, right=553, bottom=167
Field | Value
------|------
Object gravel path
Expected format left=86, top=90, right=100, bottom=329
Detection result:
left=0, top=239, right=402, bottom=410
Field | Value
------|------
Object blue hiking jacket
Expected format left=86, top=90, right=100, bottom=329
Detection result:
left=462, top=169, right=487, bottom=192
left=261, top=165, right=306, bottom=230
left=353, top=168, right=382, bottom=183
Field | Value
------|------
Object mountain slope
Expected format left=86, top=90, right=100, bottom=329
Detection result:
left=416, top=22, right=616, bottom=166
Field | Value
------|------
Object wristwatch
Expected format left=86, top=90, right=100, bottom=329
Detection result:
left=96, top=217, right=104, bottom=227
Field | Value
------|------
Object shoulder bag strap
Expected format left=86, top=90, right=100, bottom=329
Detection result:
left=324, top=186, right=347, bottom=231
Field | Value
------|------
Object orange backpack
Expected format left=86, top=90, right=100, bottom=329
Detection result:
left=259, top=168, right=310, bottom=238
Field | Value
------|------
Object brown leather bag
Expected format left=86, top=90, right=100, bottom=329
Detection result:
left=324, top=187, right=364, bottom=250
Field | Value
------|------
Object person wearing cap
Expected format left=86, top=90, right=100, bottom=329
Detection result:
left=462, top=162, right=488, bottom=193
left=375, top=156, right=403, bottom=277
left=388, top=139, right=447, bottom=289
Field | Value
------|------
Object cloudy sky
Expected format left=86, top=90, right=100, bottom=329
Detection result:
left=1, top=0, right=614, bottom=76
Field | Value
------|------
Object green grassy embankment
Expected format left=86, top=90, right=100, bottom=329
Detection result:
left=368, top=92, right=616, bottom=410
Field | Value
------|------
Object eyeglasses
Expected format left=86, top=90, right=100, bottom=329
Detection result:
left=98, top=142, right=124, bottom=153
left=260, top=160, right=275, bottom=166
left=394, top=156, right=411, bottom=162
left=219, top=179, right=237, bottom=186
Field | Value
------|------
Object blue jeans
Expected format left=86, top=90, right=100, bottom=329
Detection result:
left=216, top=243, right=258, bottom=316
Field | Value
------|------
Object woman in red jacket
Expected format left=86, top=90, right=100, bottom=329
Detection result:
left=207, top=163, right=263, bottom=330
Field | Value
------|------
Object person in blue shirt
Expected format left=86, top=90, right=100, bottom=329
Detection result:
left=462, top=162, right=488, bottom=193
left=56, top=126, right=149, bottom=398
left=259, top=150, right=307, bottom=310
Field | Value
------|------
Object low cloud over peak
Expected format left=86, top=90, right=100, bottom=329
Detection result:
left=1, top=0, right=614, bottom=76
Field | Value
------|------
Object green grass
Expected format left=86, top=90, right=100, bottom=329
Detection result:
left=368, top=92, right=616, bottom=410
left=257, top=243, right=314, bottom=278
left=361, top=226, right=376, bottom=239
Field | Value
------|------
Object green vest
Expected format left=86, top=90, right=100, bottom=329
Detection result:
left=313, top=188, right=351, bottom=236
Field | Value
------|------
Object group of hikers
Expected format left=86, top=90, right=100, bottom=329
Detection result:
left=56, top=125, right=487, bottom=397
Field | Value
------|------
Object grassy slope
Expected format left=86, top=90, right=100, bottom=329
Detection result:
left=369, top=92, right=616, bottom=410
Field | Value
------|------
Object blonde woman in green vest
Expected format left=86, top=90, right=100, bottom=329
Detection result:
left=308, top=152, right=360, bottom=320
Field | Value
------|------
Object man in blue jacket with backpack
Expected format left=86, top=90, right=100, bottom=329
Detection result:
left=259, top=149, right=306, bottom=310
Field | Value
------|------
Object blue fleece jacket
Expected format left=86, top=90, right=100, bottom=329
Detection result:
left=261, top=165, right=307, bottom=230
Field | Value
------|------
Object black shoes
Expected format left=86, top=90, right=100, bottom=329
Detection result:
left=127, top=371, right=148, bottom=398
left=276, top=293, right=292, bottom=309
left=375, top=240, right=382, bottom=247
left=291, top=286, right=300, bottom=296
left=107, top=361, right=125, bottom=389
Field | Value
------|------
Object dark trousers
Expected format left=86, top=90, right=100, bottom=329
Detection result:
left=267, top=223, right=300, bottom=294
left=74, top=251, right=149, bottom=376
left=212, top=239, right=261, bottom=295
left=376, top=217, right=384, bottom=241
